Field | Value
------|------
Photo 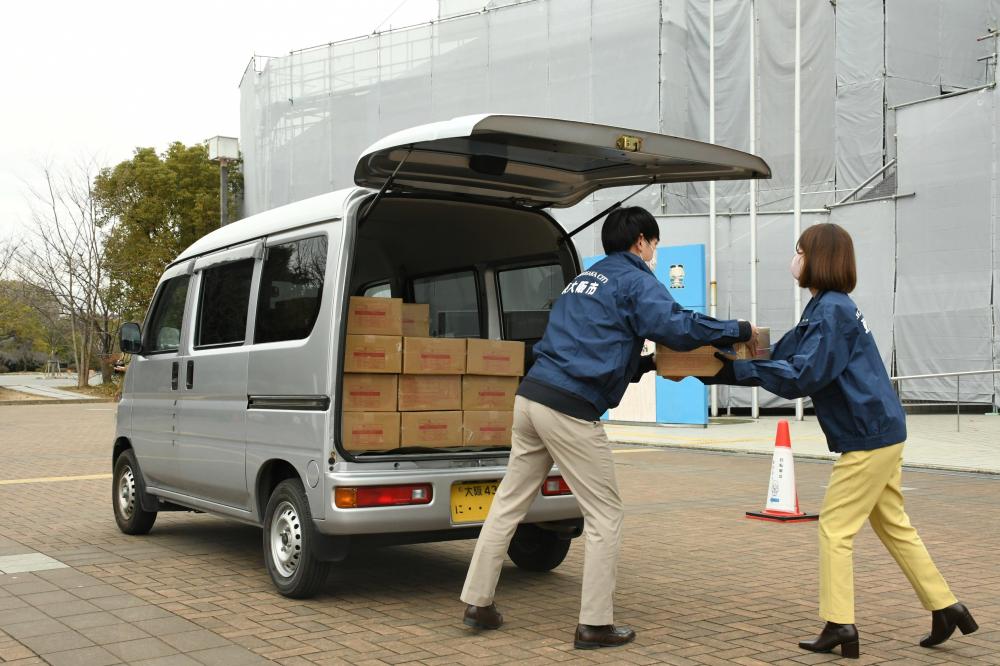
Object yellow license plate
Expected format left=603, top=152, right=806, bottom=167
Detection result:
left=451, top=480, right=500, bottom=524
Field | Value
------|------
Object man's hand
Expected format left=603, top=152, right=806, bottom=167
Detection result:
left=746, top=324, right=761, bottom=358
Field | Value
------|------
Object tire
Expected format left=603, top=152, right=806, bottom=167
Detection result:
left=508, top=524, right=571, bottom=572
left=112, top=449, right=157, bottom=535
left=262, top=478, right=331, bottom=598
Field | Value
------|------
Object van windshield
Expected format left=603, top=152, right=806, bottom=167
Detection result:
left=497, top=264, right=563, bottom=341
left=412, top=271, right=480, bottom=338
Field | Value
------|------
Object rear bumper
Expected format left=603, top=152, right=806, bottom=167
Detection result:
left=316, top=467, right=582, bottom=536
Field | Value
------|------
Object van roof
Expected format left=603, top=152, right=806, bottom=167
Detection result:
left=173, top=188, right=359, bottom=265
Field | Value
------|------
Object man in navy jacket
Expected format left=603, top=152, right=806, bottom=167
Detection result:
left=461, top=206, right=756, bottom=649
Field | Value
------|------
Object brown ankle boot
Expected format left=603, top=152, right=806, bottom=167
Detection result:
left=798, top=622, right=859, bottom=659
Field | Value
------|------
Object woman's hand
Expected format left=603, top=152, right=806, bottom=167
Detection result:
left=701, top=352, right=737, bottom=385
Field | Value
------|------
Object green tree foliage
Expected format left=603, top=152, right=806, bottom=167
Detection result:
left=0, top=280, right=69, bottom=371
left=93, top=142, right=242, bottom=321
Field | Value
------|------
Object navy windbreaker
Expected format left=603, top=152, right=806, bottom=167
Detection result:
left=526, top=252, right=745, bottom=416
left=732, top=291, right=906, bottom=453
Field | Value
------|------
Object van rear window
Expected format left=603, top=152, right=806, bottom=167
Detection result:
left=255, top=236, right=328, bottom=343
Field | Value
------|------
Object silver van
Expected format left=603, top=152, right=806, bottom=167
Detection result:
left=112, top=114, right=769, bottom=597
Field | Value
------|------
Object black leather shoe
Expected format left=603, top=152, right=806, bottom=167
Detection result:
left=920, top=602, right=978, bottom=647
left=574, top=624, right=636, bottom=649
left=798, top=622, right=860, bottom=659
left=463, top=603, right=503, bottom=630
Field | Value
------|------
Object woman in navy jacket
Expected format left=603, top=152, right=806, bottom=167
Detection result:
left=711, top=223, right=977, bottom=659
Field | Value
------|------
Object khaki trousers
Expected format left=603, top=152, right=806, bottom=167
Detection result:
left=819, top=443, right=956, bottom=624
left=461, top=396, right=624, bottom=626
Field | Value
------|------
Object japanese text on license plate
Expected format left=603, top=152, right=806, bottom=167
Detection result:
left=450, top=480, right=500, bottom=524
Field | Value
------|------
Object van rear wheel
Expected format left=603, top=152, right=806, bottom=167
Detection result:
left=263, top=479, right=330, bottom=598
left=112, top=449, right=157, bottom=535
left=508, top=524, right=571, bottom=572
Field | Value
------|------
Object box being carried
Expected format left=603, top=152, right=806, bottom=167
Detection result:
left=400, top=411, right=463, bottom=448
left=398, top=375, right=462, bottom=411
left=466, top=339, right=525, bottom=376
left=347, top=296, right=403, bottom=336
left=463, top=410, right=514, bottom=447
left=655, top=327, right=771, bottom=380
left=344, top=335, right=402, bottom=373
left=343, top=374, right=397, bottom=412
left=403, top=337, right=466, bottom=374
left=402, top=303, right=430, bottom=337
left=342, top=412, right=400, bottom=451
left=462, top=375, right=519, bottom=411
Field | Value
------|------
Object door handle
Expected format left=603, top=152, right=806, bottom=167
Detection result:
left=186, top=360, right=194, bottom=389
left=171, top=362, right=179, bottom=390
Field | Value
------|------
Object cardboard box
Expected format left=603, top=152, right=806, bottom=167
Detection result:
left=402, top=303, right=430, bottom=337
left=400, top=411, right=463, bottom=448
left=403, top=337, right=466, bottom=374
left=463, top=410, right=514, bottom=447
left=398, top=375, right=462, bottom=411
left=466, top=339, right=525, bottom=376
left=342, top=412, right=400, bottom=451
left=343, top=374, right=397, bottom=412
left=344, top=335, right=402, bottom=374
left=347, top=296, right=403, bottom=336
left=655, top=327, right=771, bottom=379
left=463, top=375, right=519, bottom=411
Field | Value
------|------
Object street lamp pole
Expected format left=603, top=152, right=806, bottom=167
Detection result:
left=206, top=136, right=240, bottom=226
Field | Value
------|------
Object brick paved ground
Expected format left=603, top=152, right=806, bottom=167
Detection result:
left=0, top=403, right=997, bottom=665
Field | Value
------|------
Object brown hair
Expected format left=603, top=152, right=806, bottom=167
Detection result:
left=797, top=223, right=857, bottom=293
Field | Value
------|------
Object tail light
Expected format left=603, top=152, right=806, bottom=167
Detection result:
left=541, top=476, right=572, bottom=496
left=335, top=484, right=432, bottom=508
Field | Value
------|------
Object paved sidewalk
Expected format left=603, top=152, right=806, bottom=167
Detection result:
left=0, top=385, right=98, bottom=401
left=0, top=403, right=997, bottom=665
left=605, top=413, right=1000, bottom=474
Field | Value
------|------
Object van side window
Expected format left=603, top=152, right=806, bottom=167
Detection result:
left=145, top=275, right=190, bottom=353
left=255, top=236, right=328, bottom=343
left=497, top=264, right=563, bottom=340
left=195, top=259, right=255, bottom=348
left=413, top=271, right=480, bottom=338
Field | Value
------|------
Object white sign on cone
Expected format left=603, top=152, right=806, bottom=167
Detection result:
left=746, top=420, right=818, bottom=522
left=765, top=444, right=799, bottom=513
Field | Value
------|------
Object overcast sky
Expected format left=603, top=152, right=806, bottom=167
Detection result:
left=0, top=0, right=438, bottom=240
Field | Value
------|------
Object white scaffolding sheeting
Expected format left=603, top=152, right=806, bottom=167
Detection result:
left=239, top=0, right=1000, bottom=408
left=895, top=88, right=998, bottom=404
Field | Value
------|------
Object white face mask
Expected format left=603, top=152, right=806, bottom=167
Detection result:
left=790, top=252, right=804, bottom=283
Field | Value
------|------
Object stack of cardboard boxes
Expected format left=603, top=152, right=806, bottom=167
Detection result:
left=341, top=297, right=524, bottom=453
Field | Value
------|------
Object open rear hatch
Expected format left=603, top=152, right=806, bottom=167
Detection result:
left=341, top=115, right=771, bottom=462
left=355, top=114, right=771, bottom=209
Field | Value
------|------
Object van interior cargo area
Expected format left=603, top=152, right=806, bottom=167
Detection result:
left=342, top=195, right=578, bottom=458
left=349, top=196, right=576, bottom=292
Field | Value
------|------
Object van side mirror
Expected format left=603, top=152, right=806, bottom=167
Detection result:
left=118, top=323, right=143, bottom=354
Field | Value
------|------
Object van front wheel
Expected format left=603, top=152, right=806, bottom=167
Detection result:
left=112, top=449, right=157, bottom=535
left=507, top=524, right=571, bottom=572
left=263, top=479, right=330, bottom=598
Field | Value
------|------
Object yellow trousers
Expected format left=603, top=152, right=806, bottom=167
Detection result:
left=819, top=443, right=956, bottom=624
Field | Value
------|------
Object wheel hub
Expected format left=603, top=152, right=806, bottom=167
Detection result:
left=270, top=501, right=302, bottom=578
left=117, top=467, right=136, bottom=518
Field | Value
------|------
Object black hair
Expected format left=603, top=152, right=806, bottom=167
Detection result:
left=601, top=206, right=660, bottom=254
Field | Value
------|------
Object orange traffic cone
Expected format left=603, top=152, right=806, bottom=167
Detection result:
left=746, top=420, right=818, bottom=523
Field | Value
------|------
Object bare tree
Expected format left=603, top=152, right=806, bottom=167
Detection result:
left=0, top=237, right=14, bottom=278
left=16, top=159, right=118, bottom=387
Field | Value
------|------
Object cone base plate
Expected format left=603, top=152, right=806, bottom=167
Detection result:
left=746, top=511, right=818, bottom=523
